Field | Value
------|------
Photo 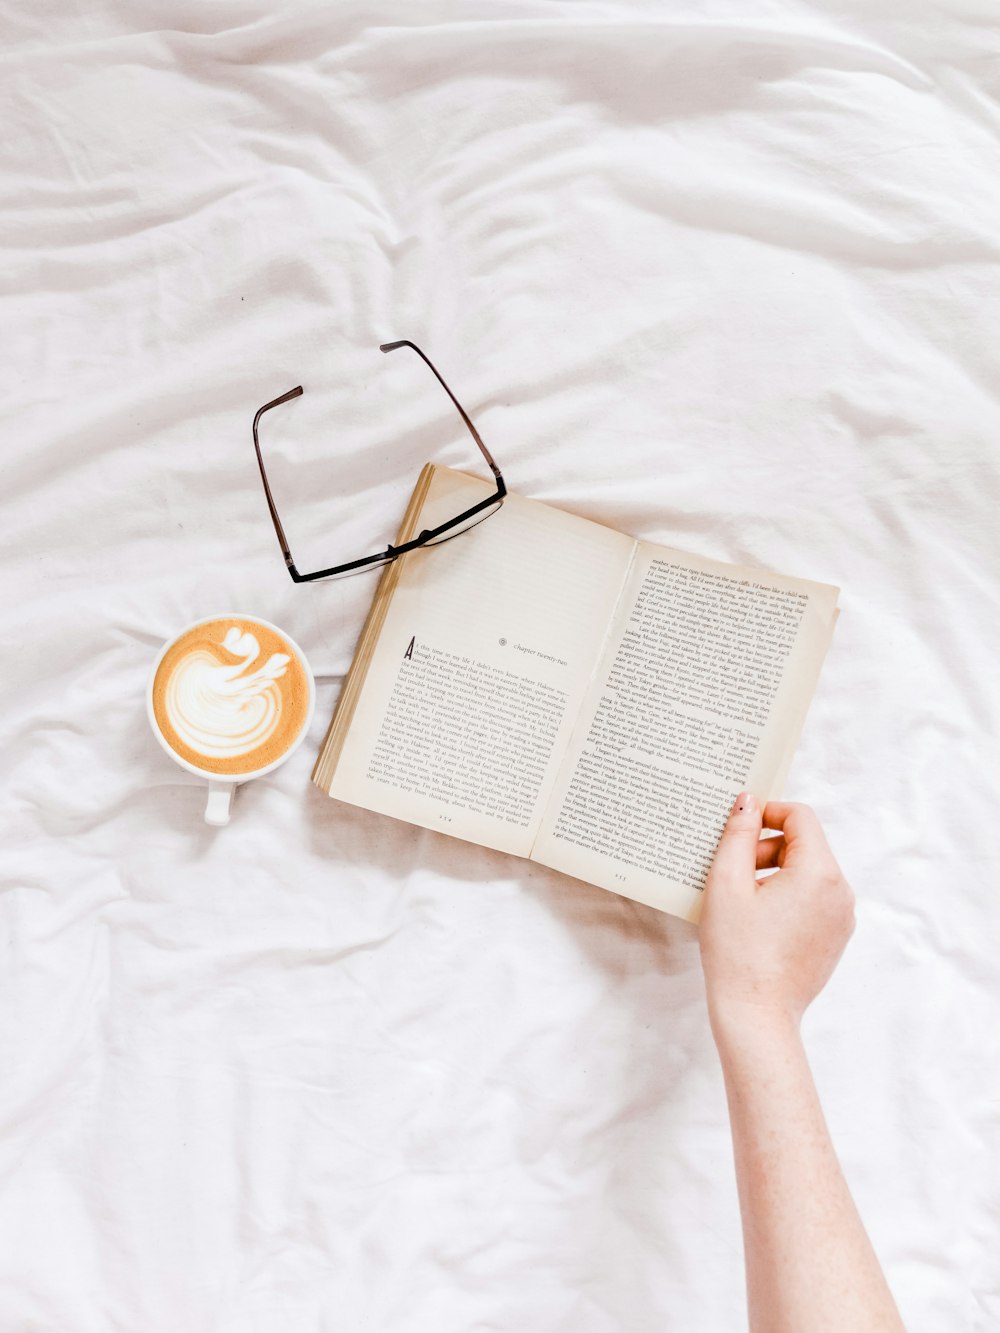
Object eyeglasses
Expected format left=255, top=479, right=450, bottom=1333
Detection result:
left=252, top=340, right=507, bottom=582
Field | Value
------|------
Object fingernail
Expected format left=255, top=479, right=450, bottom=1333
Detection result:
left=733, top=791, right=757, bottom=816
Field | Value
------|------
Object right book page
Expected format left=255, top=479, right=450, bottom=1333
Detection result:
left=530, top=542, right=840, bottom=922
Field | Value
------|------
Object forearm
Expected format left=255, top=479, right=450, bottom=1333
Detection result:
left=712, top=1007, right=905, bottom=1333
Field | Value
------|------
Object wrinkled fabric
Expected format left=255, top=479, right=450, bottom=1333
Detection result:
left=1, top=2, right=998, bottom=1329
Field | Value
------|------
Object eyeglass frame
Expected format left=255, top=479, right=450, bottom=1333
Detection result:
left=252, top=339, right=507, bottom=583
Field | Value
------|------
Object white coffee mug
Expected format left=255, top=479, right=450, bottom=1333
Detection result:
left=146, top=614, right=316, bottom=825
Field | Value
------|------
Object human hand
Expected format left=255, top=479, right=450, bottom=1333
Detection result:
left=699, top=795, right=856, bottom=1037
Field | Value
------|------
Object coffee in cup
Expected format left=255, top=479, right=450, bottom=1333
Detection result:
left=147, top=615, right=315, bottom=823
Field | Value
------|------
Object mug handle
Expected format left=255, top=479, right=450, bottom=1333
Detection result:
left=205, top=781, right=234, bottom=826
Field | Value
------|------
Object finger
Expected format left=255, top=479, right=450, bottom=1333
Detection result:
left=755, top=834, right=785, bottom=870
left=760, top=800, right=821, bottom=832
left=706, top=791, right=763, bottom=895
left=761, top=801, right=836, bottom=873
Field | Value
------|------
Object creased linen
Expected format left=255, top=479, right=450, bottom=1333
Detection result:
left=2, top=2, right=998, bottom=1329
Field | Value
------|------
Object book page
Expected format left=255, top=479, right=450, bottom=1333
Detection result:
left=319, top=467, right=636, bottom=857
left=531, top=543, right=839, bottom=921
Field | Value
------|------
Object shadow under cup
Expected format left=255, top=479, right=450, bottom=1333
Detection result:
left=147, top=615, right=316, bottom=820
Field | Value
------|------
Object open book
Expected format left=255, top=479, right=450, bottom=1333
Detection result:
left=313, top=466, right=839, bottom=922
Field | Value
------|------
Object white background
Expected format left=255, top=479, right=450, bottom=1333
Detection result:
left=2, top=2, right=998, bottom=1328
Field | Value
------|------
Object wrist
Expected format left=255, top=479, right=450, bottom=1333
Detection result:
left=708, top=997, right=803, bottom=1059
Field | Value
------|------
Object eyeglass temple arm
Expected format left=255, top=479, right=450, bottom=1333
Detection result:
left=380, top=339, right=504, bottom=489
left=253, top=385, right=302, bottom=570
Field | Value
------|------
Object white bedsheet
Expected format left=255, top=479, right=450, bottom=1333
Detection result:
left=3, top=2, right=998, bottom=1329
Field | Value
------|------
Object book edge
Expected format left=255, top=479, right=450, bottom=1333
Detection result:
left=311, top=462, right=438, bottom=793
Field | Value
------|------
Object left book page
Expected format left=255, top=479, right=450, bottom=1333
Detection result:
left=313, top=466, right=636, bottom=857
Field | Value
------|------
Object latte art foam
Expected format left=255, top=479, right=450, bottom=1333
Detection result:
left=152, top=619, right=311, bottom=776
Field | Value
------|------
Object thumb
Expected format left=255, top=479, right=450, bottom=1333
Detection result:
left=706, top=791, right=763, bottom=895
